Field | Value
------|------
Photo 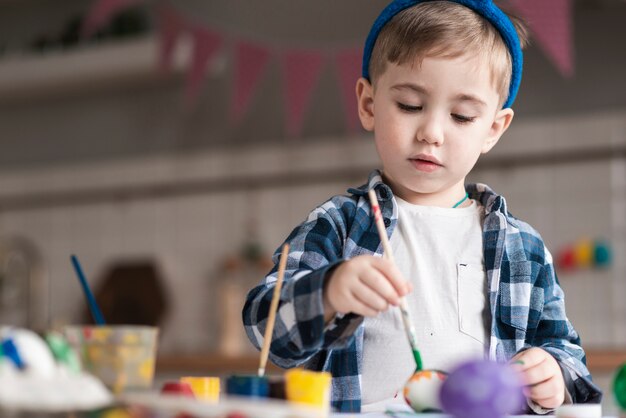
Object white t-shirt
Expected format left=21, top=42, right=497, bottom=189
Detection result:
left=361, top=197, right=490, bottom=412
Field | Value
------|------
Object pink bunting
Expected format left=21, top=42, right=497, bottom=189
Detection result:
left=282, top=51, right=326, bottom=139
left=82, top=0, right=145, bottom=38
left=230, top=42, right=272, bottom=124
left=335, top=50, right=363, bottom=134
left=157, top=5, right=187, bottom=74
left=185, top=26, right=223, bottom=108
left=510, top=0, right=574, bottom=77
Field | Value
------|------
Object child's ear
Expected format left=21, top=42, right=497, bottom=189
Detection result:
left=356, top=77, right=375, bottom=132
left=482, top=107, right=514, bottom=153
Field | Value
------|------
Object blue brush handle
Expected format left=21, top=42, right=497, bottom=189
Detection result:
left=71, top=255, right=106, bottom=325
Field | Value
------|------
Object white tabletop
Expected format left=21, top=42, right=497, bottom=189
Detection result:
left=333, top=415, right=617, bottom=418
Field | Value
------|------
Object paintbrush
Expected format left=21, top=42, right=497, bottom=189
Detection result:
left=367, top=190, right=423, bottom=371
left=71, top=254, right=106, bottom=325
left=258, top=243, right=290, bottom=377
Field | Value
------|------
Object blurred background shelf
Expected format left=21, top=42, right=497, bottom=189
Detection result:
left=586, top=349, right=626, bottom=373
left=0, top=35, right=195, bottom=103
left=155, top=349, right=626, bottom=375
left=157, top=353, right=283, bottom=375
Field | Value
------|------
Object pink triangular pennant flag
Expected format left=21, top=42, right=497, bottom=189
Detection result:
left=281, top=51, right=326, bottom=138
left=184, top=26, right=223, bottom=108
left=230, top=42, right=272, bottom=124
left=335, top=49, right=363, bottom=134
left=157, top=4, right=187, bottom=74
left=510, top=0, right=574, bottom=77
left=82, top=0, right=145, bottom=38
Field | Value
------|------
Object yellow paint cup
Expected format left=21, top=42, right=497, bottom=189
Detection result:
left=285, top=369, right=331, bottom=412
left=180, top=376, right=220, bottom=402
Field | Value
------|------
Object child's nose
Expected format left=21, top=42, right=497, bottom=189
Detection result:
left=416, top=114, right=444, bottom=145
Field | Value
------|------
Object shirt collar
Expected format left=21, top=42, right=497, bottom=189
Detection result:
left=347, top=169, right=393, bottom=202
left=348, top=170, right=517, bottom=225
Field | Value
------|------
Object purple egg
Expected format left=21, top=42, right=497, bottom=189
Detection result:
left=439, top=359, right=525, bottom=418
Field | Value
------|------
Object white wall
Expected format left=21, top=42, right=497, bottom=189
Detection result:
left=0, top=108, right=624, bottom=355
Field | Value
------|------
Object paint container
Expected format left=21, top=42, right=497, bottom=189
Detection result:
left=555, top=404, right=602, bottom=418
left=284, top=369, right=331, bottom=412
left=65, top=325, right=158, bottom=394
left=161, top=381, right=196, bottom=398
left=180, top=376, right=220, bottom=402
left=225, top=375, right=269, bottom=398
left=267, top=375, right=286, bottom=400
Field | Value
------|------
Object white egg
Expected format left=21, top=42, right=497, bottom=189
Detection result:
left=2, top=328, right=56, bottom=378
left=403, top=369, right=447, bottom=412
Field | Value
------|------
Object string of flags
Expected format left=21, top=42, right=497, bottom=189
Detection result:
left=82, top=0, right=575, bottom=138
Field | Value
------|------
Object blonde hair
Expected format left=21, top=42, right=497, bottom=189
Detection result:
left=368, top=1, right=528, bottom=107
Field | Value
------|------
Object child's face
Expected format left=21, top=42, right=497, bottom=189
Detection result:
left=357, top=53, right=514, bottom=206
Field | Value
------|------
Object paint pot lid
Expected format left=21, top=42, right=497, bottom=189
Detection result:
left=556, top=404, right=602, bottom=418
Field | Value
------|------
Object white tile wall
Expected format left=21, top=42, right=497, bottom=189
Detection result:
left=0, top=110, right=625, bottom=356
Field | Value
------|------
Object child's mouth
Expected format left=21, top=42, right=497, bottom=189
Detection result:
left=410, top=158, right=442, bottom=173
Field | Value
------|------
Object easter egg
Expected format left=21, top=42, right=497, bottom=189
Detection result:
left=439, top=359, right=524, bottom=418
left=594, top=241, right=611, bottom=268
left=403, top=369, right=447, bottom=412
left=614, top=363, right=626, bottom=411
left=0, top=327, right=56, bottom=378
left=574, top=239, right=594, bottom=268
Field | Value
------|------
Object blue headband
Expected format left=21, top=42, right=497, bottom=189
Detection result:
left=362, top=0, right=523, bottom=108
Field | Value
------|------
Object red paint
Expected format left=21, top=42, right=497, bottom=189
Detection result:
left=373, top=204, right=381, bottom=221
left=226, top=412, right=248, bottom=418
left=161, top=381, right=196, bottom=398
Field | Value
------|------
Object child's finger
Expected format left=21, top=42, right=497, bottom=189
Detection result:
left=521, top=362, right=553, bottom=386
left=360, top=269, right=401, bottom=306
left=523, top=376, right=563, bottom=407
left=352, top=283, right=390, bottom=312
left=373, top=258, right=411, bottom=295
left=510, top=348, right=546, bottom=371
left=349, top=292, right=381, bottom=317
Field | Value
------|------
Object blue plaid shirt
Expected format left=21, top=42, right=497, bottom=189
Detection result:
left=243, top=170, right=602, bottom=412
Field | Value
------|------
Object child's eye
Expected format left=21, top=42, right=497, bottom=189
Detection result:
left=397, top=103, right=422, bottom=112
left=451, top=113, right=476, bottom=124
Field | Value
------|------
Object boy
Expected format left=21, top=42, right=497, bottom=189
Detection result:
left=243, top=0, right=602, bottom=413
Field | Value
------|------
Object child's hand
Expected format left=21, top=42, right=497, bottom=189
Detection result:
left=323, top=255, right=411, bottom=320
left=511, top=348, right=565, bottom=410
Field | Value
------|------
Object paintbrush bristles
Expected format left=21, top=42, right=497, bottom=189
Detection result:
left=258, top=243, right=290, bottom=377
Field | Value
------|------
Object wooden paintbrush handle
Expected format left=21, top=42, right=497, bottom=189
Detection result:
left=258, top=243, right=289, bottom=376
